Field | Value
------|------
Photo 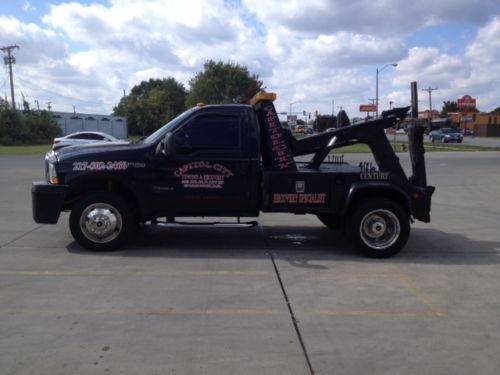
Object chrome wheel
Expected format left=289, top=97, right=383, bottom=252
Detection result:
left=80, top=203, right=122, bottom=243
left=359, top=209, right=400, bottom=250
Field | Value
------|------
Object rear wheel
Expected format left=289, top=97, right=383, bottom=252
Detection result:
left=346, top=198, right=409, bottom=258
left=70, top=192, right=135, bottom=251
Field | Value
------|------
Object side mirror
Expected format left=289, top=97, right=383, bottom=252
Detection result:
left=155, top=132, right=174, bottom=158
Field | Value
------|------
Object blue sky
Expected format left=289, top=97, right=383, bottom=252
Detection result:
left=0, top=0, right=499, bottom=115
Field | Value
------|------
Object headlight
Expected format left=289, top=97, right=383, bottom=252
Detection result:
left=48, top=162, right=58, bottom=184
left=444, top=134, right=451, bottom=138
left=45, top=151, right=59, bottom=184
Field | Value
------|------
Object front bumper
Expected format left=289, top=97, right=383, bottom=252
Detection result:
left=32, top=182, right=69, bottom=224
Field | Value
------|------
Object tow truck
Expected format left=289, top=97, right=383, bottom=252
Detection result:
left=32, top=83, right=434, bottom=258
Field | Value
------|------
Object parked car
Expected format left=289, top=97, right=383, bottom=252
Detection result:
left=52, top=131, right=126, bottom=150
left=460, top=128, right=474, bottom=136
left=428, top=128, right=463, bottom=143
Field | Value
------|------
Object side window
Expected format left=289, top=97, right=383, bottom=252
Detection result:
left=72, top=134, right=90, bottom=139
left=173, top=113, right=241, bottom=154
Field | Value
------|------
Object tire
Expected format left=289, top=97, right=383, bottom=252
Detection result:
left=458, top=139, right=462, bottom=143
left=69, top=192, right=136, bottom=251
left=346, top=198, right=410, bottom=258
left=317, top=214, right=341, bottom=230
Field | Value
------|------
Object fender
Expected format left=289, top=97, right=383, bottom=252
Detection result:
left=63, top=173, right=142, bottom=211
left=341, top=181, right=411, bottom=216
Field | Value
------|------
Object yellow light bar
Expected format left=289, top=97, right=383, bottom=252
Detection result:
left=196, top=102, right=205, bottom=107
left=50, top=176, right=59, bottom=184
left=250, top=92, right=277, bottom=106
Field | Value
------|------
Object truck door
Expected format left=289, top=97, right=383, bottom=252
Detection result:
left=152, top=108, right=258, bottom=216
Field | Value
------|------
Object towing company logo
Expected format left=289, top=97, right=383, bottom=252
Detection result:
left=174, top=161, right=234, bottom=189
left=273, top=180, right=326, bottom=204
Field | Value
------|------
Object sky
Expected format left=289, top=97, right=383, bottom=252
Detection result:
left=0, top=0, right=499, bottom=119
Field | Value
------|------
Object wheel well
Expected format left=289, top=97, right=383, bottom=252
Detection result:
left=64, top=178, right=140, bottom=216
left=345, top=187, right=410, bottom=217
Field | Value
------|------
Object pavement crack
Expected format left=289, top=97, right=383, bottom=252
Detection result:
left=0, top=225, right=44, bottom=248
left=269, top=253, right=315, bottom=375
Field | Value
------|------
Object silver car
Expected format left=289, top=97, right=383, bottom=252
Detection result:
left=428, top=128, right=463, bottom=143
left=52, top=131, right=125, bottom=150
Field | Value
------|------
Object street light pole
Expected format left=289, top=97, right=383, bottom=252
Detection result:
left=289, top=100, right=301, bottom=114
left=375, top=63, right=398, bottom=117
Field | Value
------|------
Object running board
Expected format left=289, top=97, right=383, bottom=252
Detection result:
left=151, top=220, right=258, bottom=228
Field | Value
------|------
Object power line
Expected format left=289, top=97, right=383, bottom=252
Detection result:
left=0, top=44, right=20, bottom=109
left=16, top=75, right=117, bottom=107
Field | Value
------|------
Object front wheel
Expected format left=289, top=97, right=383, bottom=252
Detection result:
left=346, top=199, right=410, bottom=258
left=70, top=192, right=136, bottom=251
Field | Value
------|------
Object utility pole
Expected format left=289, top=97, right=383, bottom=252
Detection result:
left=422, top=87, right=438, bottom=119
left=1, top=45, right=20, bottom=109
left=46, top=101, right=52, bottom=111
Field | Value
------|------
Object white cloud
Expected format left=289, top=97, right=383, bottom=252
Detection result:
left=242, top=0, right=499, bottom=36
left=0, top=1, right=499, bottom=115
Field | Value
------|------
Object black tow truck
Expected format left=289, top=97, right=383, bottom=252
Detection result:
left=32, top=87, right=434, bottom=258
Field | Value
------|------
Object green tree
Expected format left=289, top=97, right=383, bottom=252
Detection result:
left=0, top=108, right=25, bottom=145
left=25, top=111, right=61, bottom=144
left=441, top=101, right=458, bottom=116
left=114, top=78, right=187, bottom=136
left=185, top=60, right=263, bottom=107
left=0, top=109, right=60, bottom=145
left=490, top=107, right=500, bottom=115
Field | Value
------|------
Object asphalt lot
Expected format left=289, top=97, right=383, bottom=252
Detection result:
left=1, top=152, right=500, bottom=375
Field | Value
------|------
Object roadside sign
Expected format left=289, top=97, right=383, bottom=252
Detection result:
left=287, top=115, right=297, bottom=126
left=359, top=104, right=377, bottom=112
left=458, top=95, right=476, bottom=112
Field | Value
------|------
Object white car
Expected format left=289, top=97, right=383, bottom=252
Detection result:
left=52, top=131, right=125, bottom=150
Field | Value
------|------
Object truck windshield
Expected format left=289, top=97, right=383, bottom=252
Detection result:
left=142, top=108, right=196, bottom=144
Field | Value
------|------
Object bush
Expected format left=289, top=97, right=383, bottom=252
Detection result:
left=0, top=109, right=61, bottom=145
left=25, top=111, right=62, bottom=144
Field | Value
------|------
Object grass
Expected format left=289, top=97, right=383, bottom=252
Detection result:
left=0, top=140, right=497, bottom=156
left=0, top=144, right=52, bottom=155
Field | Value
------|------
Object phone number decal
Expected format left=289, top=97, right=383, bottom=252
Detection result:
left=73, top=161, right=129, bottom=171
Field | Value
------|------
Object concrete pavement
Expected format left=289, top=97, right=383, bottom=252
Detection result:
left=1, top=152, right=500, bottom=374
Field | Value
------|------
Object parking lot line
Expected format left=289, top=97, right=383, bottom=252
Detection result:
left=303, top=310, right=441, bottom=318
left=291, top=271, right=446, bottom=319
left=0, top=308, right=284, bottom=317
left=0, top=270, right=273, bottom=277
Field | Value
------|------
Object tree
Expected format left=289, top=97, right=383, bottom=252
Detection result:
left=185, top=60, right=263, bottom=107
left=490, top=107, right=500, bottom=115
left=441, top=101, right=458, bottom=116
left=113, top=78, right=187, bottom=136
left=24, top=110, right=61, bottom=144
left=0, top=108, right=60, bottom=145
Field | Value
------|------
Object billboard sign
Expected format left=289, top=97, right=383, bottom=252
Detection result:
left=359, top=104, right=377, bottom=112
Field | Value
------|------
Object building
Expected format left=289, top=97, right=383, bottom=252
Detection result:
left=448, top=112, right=500, bottom=137
left=51, top=112, right=128, bottom=139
